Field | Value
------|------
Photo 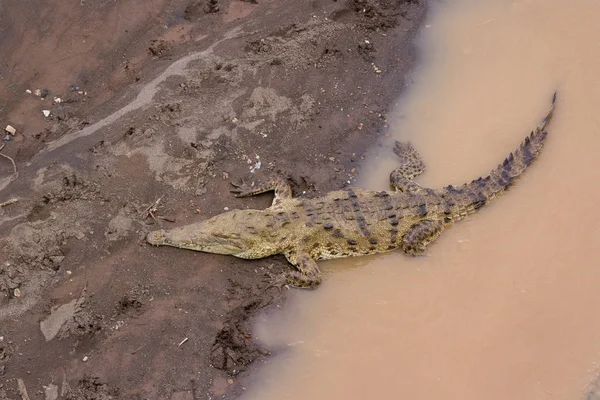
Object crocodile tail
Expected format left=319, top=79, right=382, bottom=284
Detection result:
left=446, top=92, right=556, bottom=215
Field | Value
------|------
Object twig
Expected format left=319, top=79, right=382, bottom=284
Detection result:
left=142, top=196, right=162, bottom=221
left=0, top=198, right=18, bottom=207
left=178, top=337, right=189, bottom=347
left=0, top=143, right=18, bottom=179
left=17, top=379, right=31, bottom=400
left=131, top=344, right=145, bottom=354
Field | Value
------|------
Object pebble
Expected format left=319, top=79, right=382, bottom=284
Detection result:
left=82, top=356, right=89, bottom=362
left=4, top=125, right=16, bottom=135
left=35, top=88, right=50, bottom=98
left=42, top=110, right=51, bottom=117
left=227, top=379, right=234, bottom=385
left=13, top=288, right=21, bottom=297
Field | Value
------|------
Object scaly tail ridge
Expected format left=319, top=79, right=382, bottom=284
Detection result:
left=444, top=92, right=557, bottom=215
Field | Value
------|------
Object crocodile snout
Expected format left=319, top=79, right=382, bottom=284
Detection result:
left=146, top=230, right=166, bottom=246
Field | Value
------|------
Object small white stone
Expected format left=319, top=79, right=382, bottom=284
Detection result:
left=53, top=97, right=62, bottom=104
left=4, top=125, right=16, bottom=135
left=42, top=110, right=51, bottom=117
left=25, top=89, right=32, bottom=94
left=82, top=356, right=89, bottom=362
left=13, top=288, right=21, bottom=297
left=224, top=207, right=229, bottom=211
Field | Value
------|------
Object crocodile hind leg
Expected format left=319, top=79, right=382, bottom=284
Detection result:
left=230, top=176, right=292, bottom=206
left=390, top=141, right=427, bottom=193
left=401, top=219, right=445, bottom=255
left=269, top=251, right=322, bottom=289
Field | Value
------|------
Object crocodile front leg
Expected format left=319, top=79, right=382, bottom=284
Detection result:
left=401, top=219, right=445, bottom=255
left=230, top=176, right=292, bottom=206
left=279, top=251, right=322, bottom=289
left=390, top=141, right=427, bottom=193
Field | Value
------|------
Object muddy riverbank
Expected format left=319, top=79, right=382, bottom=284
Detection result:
left=0, top=0, right=426, bottom=398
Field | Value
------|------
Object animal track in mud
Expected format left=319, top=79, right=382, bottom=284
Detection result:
left=210, top=299, right=270, bottom=375
left=64, top=376, right=119, bottom=400
left=349, top=0, right=417, bottom=30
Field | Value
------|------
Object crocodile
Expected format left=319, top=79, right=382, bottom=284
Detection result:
left=147, top=93, right=557, bottom=288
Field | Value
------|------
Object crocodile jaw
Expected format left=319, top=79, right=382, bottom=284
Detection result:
left=146, top=226, right=246, bottom=256
left=146, top=209, right=280, bottom=259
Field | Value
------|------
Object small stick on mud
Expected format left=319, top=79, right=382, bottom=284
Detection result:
left=0, top=198, right=18, bottom=207
left=131, top=344, right=145, bottom=354
left=142, top=196, right=162, bottom=221
left=17, top=379, right=31, bottom=400
left=0, top=143, right=18, bottom=179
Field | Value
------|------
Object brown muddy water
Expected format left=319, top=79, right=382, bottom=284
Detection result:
left=242, top=0, right=600, bottom=399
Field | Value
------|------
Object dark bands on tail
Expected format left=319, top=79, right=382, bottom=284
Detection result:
left=445, top=92, right=557, bottom=214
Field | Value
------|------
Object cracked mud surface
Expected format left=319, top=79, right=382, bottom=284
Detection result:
left=0, top=0, right=426, bottom=398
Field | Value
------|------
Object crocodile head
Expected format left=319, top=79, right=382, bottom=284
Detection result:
left=146, top=209, right=279, bottom=259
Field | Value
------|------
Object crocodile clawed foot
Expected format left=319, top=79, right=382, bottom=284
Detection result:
left=393, top=140, right=415, bottom=158
left=229, top=178, right=254, bottom=198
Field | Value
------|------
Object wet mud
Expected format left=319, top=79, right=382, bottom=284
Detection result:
left=0, top=0, right=426, bottom=398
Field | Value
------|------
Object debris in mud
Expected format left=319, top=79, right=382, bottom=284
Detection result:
left=184, top=1, right=203, bottom=20
left=358, top=39, right=376, bottom=61
left=39, top=289, right=102, bottom=341
left=17, top=378, right=31, bottom=400
left=42, top=110, right=51, bottom=117
left=40, top=298, right=81, bottom=341
left=141, top=196, right=163, bottom=221
left=148, top=39, right=174, bottom=59
left=0, top=143, right=17, bottom=179
left=43, top=384, right=59, bottom=400
left=34, top=88, right=50, bottom=98
left=204, top=0, right=220, bottom=13
left=245, top=38, right=272, bottom=54
left=63, top=376, right=119, bottom=400
left=247, top=155, right=261, bottom=173
left=4, top=126, right=16, bottom=136
left=351, top=0, right=414, bottom=30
